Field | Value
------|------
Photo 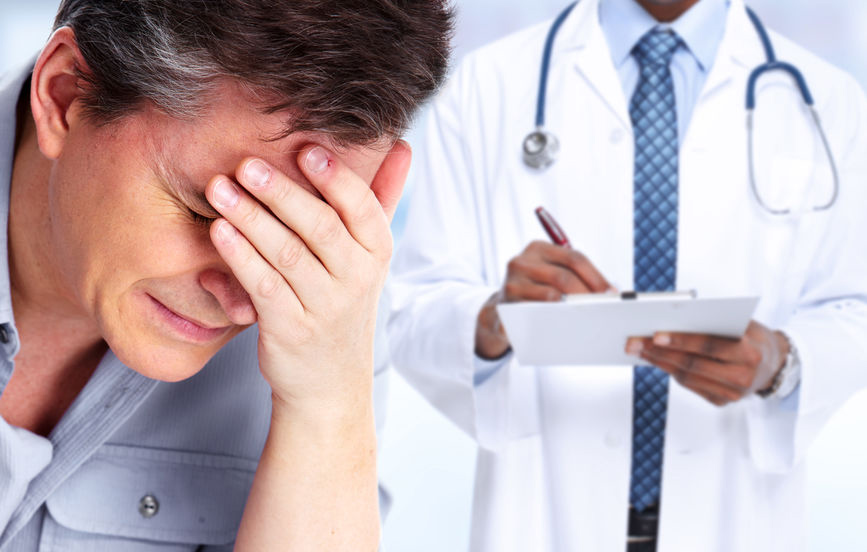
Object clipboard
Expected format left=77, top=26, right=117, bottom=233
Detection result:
left=496, top=292, right=759, bottom=366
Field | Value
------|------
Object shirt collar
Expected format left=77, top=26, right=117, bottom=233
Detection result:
left=0, top=57, right=38, bottom=355
left=599, top=0, right=730, bottom=72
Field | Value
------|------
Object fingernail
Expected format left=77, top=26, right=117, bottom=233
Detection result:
left=654, top=333, right=671, bottom=346
left=244, top=159, right=271, bottom=189
left=626, top=339, right=644, bottom=355
left=213, top=179, right=239, bottom=209
left=216, top=220, right=237, bottom=244
left=305, top=146, right=330, bottom=174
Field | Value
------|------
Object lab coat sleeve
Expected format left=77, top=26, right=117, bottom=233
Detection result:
left=744, top=75, right=867, bottom=473
left=387, top=60, right=538, bottom=451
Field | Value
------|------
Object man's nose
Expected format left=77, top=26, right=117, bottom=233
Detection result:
left=199, top=268, right=257, bottom=326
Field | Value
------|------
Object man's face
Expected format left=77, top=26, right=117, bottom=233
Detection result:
left=48, top=83, right=389, bottom=381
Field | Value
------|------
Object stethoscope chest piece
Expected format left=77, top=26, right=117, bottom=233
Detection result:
left=523, top=128, right=560, bottom=170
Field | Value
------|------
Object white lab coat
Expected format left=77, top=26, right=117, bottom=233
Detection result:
left=388, top=0, right=867, bottom=550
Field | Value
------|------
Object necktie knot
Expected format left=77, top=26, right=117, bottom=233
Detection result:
left=633, top=29, right=681, bottom=68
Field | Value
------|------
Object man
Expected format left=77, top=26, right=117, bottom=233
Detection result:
left=0, top=1, right=452, bottom=550
left=389, top=0, right=867, bottom=550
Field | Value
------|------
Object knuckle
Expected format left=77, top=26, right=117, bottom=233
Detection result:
left=276, top=240, right=306, bottom=271
left=722, top=388, right=743, bottom=403
left=309, top=211, right=342, bottom=243
left=255, top=270, right=284, bottom=299
left=684, top=355, right=698, bottom=373
left=733, top=367, right=756, bottom=390
left=526, top=240, right=545, bottom=253
left=507, top=258, right=529, bottom=276
left=745, top=347, right=763, bottom=367
left=268, top=174, right=293, bottom=204
left=503, top=281, right=522, bottom=299
left=700, top=339, right=716, bottom=356
left=569, top=249, right=589, bottom=265
left=347, top=197, right=376, bottom=230
left=374, top=234, right=394, bottom=263
left=553, top=271, right=572, bottom=291
left=710, top=396, right=727, bottom=407
left=239, top=202, right=261, bottom=228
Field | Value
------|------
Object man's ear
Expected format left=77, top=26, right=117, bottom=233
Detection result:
left=30, top=27, right=88, bottom=160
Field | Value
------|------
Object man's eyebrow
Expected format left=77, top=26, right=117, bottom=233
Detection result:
left=153, top=157, right=221, bottom=219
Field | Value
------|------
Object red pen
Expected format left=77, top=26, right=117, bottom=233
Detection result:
left=535, top=206, right=571, bottom=248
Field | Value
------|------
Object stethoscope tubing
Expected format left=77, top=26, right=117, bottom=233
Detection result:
left=526, top=1, right=839, bottom=215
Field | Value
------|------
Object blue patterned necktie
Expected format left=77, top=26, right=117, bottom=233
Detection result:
left=629, top=29, right=681, bottom=513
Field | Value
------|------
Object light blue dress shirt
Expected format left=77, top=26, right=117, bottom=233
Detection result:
left=599, top=0, right=729, bottom=142
left=0, top=59, right=391, bottom=551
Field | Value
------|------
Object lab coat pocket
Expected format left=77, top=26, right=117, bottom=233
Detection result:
left=41, top=444, right=257, bottom=551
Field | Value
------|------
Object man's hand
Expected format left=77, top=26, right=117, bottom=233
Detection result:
left=625, top=321, right=790, bottom=407
left=476, top=241, right=612, bottom=359
left=205, top=142, right=410, bottom=418
left=207, top=143, right=409, bottom=552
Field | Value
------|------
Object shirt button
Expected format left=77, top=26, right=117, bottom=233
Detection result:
left=604, top=431, right=623, bottom=448
left=609, top=129, right=625, bottom=144
left=0, top=325, right=9, bottom=344
left=139, top=494, right=159, bottom=519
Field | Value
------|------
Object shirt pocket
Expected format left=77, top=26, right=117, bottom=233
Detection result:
left=40, top=444, right=258, bottom=552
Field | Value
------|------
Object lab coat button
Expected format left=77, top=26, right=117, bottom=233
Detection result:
left=609, top=129, right=625, bottom=144
left=139, top=494, right=159, bottom=518
left=604, top=432, right=622, bottom=448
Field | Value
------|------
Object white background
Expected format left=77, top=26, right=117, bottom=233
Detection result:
left=2, top=2, right=866, bottom=551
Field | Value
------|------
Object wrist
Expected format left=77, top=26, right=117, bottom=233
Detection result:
left=757, top=332, right=801, bottom=399
left=475, top=292, right=511, bottom=359
left=270, top=388, right=375, bottom=437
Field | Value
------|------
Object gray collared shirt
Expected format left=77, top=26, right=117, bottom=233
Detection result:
left=0, top=59, right=391, bottom=551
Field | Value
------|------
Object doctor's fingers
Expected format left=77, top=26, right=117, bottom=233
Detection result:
left=649, top=331, right=756, bottom=365
left=502, top=277, right=564, bottom=302
left=505, top=260, right=592, bottom=296
left=642, top=353, right=746, bottom=407
left=640, top=348, right=753, bottom=402
left=525, top=241, right=612, bottom=293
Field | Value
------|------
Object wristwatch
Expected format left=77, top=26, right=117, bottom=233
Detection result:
left=757, top=333, right=801, bottom=399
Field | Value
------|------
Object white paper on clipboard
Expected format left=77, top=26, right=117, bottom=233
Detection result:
left=496, top=294, right=759, bottom=366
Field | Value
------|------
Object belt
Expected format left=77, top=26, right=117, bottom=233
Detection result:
left=627, top=505, right=659, bottom=552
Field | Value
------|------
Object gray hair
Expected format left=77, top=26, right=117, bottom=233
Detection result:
left=54, top=0, right=455, bottom=144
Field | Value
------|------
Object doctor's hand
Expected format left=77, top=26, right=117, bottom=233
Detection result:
left=476, top=241, right=612, bottom=359
left=206, top=142, right=410, bottom=416
left=625, top=321, right=790, bottom=407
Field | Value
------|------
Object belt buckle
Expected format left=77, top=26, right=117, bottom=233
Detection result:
left=628, top=505, right=660, bottom=539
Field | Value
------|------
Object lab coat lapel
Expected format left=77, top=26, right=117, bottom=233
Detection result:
left=560, top=0, right=631, bottom=130
left=695, top=0, right=766, bottom=106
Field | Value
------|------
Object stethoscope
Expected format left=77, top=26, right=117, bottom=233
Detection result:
left=523, top=2, right=839, bottom=215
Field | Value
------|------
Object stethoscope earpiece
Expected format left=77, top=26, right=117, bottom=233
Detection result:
left=523, top=129, right=560, bottom=170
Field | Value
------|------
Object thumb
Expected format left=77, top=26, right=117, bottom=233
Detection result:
left=370, top=140, right=412, bottom=223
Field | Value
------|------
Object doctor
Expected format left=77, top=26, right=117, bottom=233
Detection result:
left=388, top=0, right=867, bottom=551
